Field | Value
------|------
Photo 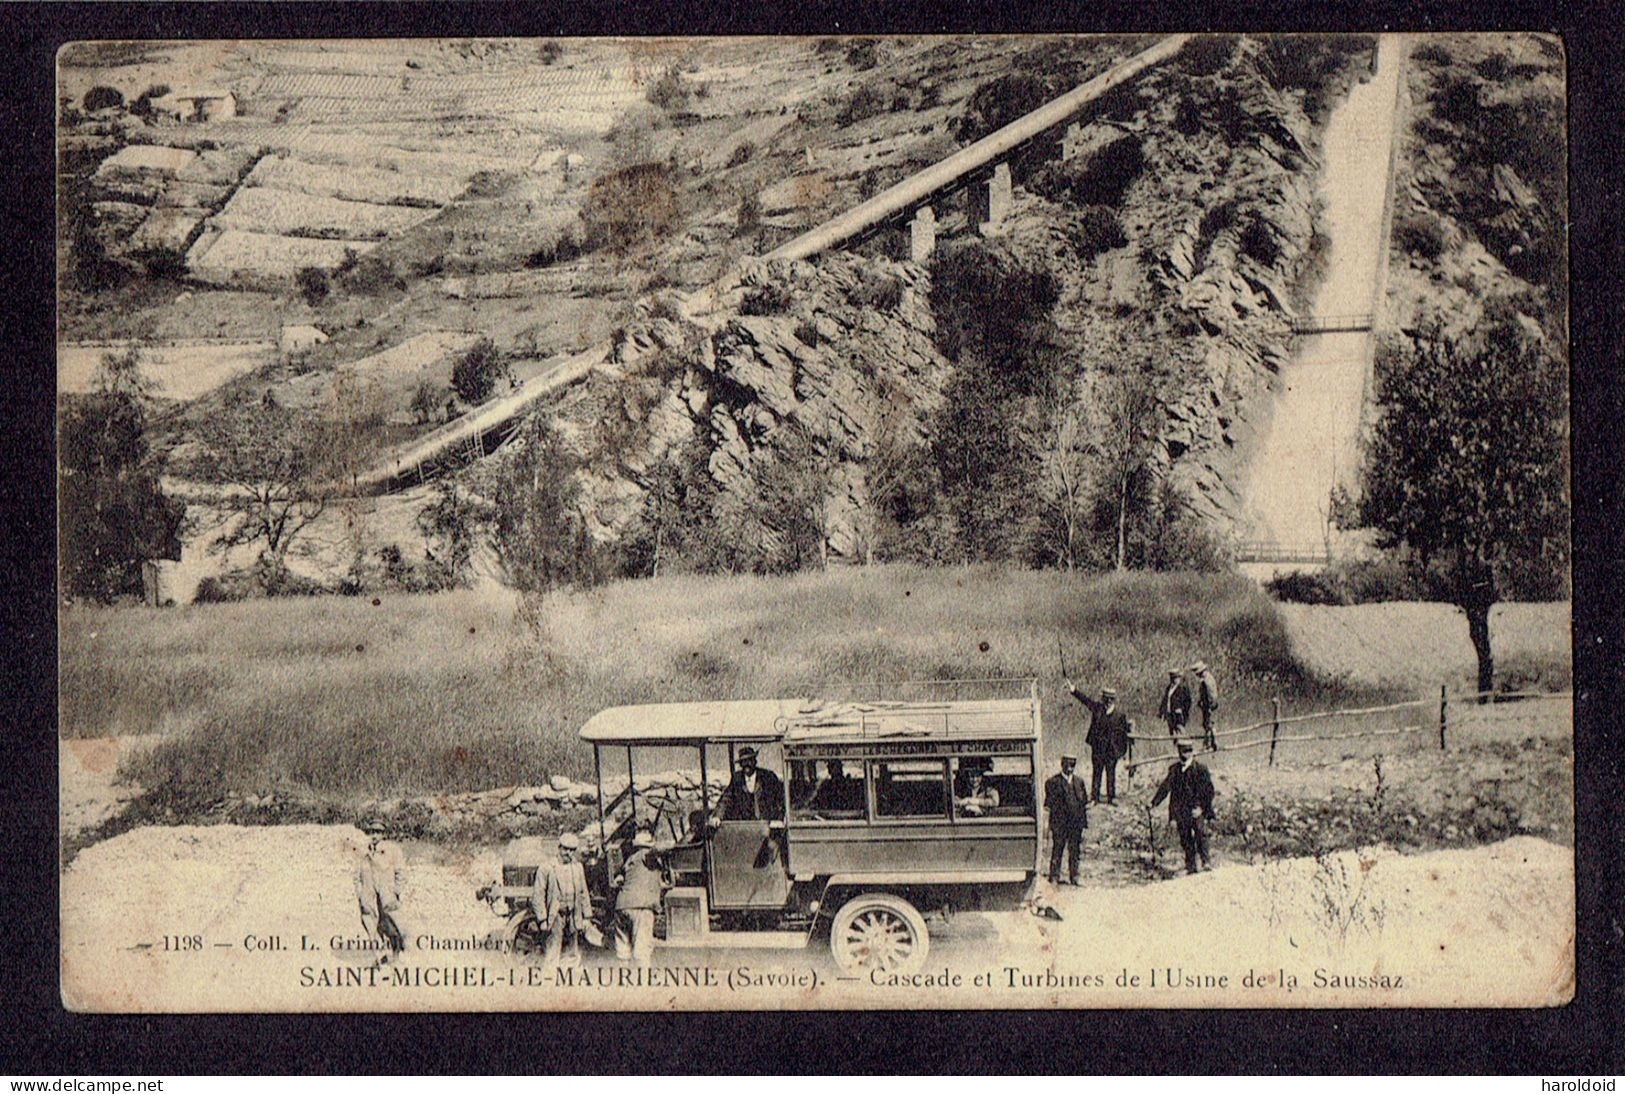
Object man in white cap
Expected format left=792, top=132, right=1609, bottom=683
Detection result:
left=1158, top=668, right=1192, bottom=737
left=355, top=817, right=405, bottom=965
left=537, top=831, right=592, bottom=967
left=1150, top=737, right=1216, bottom=874
left=613, top=829, right=669, bottom=966
left=1066, top=681, right=1133, bottom=805
left=1191, top=660, right=1220, bottom=750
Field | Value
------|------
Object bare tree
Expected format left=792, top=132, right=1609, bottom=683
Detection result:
left=195, top=396, right=332, bottom=589
left=1094, top=370, right=1162, bottom=571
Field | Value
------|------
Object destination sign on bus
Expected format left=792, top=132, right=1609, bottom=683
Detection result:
left=787, top=739, right=1031, bottom=759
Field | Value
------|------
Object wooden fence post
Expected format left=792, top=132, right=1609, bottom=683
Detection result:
left=1438, top=684, right=1448, bottom=751
left=1269, top=697, right=1280, bottom=767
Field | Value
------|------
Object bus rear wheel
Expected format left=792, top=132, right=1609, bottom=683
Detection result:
left=829, top=892, right=928, bottom=975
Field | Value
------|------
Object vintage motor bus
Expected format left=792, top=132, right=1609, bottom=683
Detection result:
left=570, top=681, right=1042, bottom=974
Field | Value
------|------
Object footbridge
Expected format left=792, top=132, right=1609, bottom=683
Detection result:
left=1289, top=312, right=1373, bottom=336
left=343, top=34, right=1193, bottom=497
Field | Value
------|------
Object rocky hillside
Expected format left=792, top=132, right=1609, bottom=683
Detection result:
left=61, top=35, right=1385, bottom=592
left=480, top=35, right=1377, bottom=573
left=1385, top=34, right=1565, bottom=344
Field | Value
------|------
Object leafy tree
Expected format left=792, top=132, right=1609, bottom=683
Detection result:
left=58, top=348, right=186, bottom=601
left=416, top=480, right=490, bottom=589
left=1359, top=318, right=1569, bottom=695
left=492, top=417, right=604, bottom=592
left=83, top=85, right=125, bottom=112
left=450, top=337, right=507, bottom=405
left=296, top=266, right=330, bottom=307
left=746, top=424, right=839, bottom=573
left=194, top=395, right=332, bottom=592
left=409, top=381, right=441, bottom=425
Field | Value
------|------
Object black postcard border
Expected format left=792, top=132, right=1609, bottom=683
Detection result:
left=5, top=0, right=1620, bottom=1076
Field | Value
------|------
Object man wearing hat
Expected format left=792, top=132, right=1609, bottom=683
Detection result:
left=1067, top=681, right=1133, bottom=805
left=1191, top=660, right=1220, bottom=750
left=613, top=829, right=670, bottom=966
left=714, top=746, right=786, bottom=823
left=1043, top=754, right=1089, bottom=885
left=538, top=831, right=592, bottom=967
left=354, top=817, right=406, bottom=965
left=1150, top=738, right=1216, bottom=874
left=1158, top=668, right=1192, bottom=737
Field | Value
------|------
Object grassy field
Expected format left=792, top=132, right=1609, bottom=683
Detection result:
left=61, top=566, right=1410, bottom=810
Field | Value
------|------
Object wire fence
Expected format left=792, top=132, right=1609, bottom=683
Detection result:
left=1123, top=687, right=1573, bottom=772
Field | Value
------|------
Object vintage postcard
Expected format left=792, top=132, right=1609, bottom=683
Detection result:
left=56, top=32, right=1573, bottom=1012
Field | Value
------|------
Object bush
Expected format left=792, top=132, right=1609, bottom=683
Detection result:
left=193, top=572, right=256, bottom=604
left=133, top=246, right=189, bottom=281
left=846, top=40, right=878, bottom=70
left=525, top=228, right=585, bottom=268
left=736, top=190, right=762, bottom=234
left=580, top=163, right=680, bottom=254
left=1238, top=215, right=1282, bottom=266
left=1396, top=210, right=1447, bottom=261
left=1412, top=42, right=1453, bottom=67
left=339, top=253, right=404, bottom=295
left=956, top=73, right=1052, bottom=145
left=295, top=265, right=330, bottom=306
left=1068, top=206, right=1128, bottom=260
left=1265, top=570, right=1345, bottom=605
left=646, top=66, right=690, bottom=113
left=740, top=282, right=794, bottom=316
left=837, top=84, right=889, bottom=128
left=450, top=337, right=507, bottom=405
left=793, top=320, right=821, bottom=347
left=848, top=270, right=905, bottom=312
left=83, top=85, right=125, bottom=112
left=727, top=141, right=754, bottom=167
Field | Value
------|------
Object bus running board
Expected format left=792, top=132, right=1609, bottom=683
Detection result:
left=659, top=931, right=810, bottom=950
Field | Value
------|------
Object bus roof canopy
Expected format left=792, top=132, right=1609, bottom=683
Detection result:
left=578, top=696, right=1039, bottom=745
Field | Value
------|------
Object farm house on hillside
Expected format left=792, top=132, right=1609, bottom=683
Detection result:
left=279, top=324, right=328, bottom=355
left=157, top=89, right=238, bottom=122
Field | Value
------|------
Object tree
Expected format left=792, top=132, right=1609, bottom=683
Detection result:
left=296, top=266, right=330, bottom=307
left=409, top=380, right=441, bottom=424
left=747, top=423, right=839, bottom=573
left=450, top=337, right=507, bottom=405
left=195, top=395, right=332, bottom=592
left=416, top=480, right=490, bottom=589
left=1094, top=370, right=1162, bottom=571
left=1359, top=319, right=1569, bottom=695
left=58, top=348, right=186, bottom=601
left=83, top=85, right=125, bottom=112
left=491, top=417, right=603, bottom=592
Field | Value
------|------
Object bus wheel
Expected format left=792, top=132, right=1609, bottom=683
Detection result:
left=829, top=893, right=928, bottom=975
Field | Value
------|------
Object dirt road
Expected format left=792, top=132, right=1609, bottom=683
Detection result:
left=62, top=825, right=1570, bottom=1011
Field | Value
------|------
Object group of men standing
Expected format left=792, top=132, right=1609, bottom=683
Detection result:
left=1044, top=662, right=1221, bottom=884
left=1157, top=661, right=1220, bottom=750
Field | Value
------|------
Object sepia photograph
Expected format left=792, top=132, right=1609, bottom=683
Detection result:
left=53, top=30, right=1576, bottom=1014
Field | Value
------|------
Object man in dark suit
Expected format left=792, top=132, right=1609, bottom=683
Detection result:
left=1068, top=681, right=1132, bottom=804
left=714, top=746, right=786, bottom=822
left=1043, top=754, right=1089, bottom=885
left=1158, top=669, right=1192, bottom=736
left=1150, top=737, right=1216, bottom=874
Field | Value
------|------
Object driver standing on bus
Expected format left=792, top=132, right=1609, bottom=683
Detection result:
left=712, top=746, right=786, bottom=823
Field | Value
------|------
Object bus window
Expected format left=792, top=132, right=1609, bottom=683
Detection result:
left=951, top=755, right=1034, bottom=818
left=873, top=759, right=949, bottom=819
left=790, top=759, right=867, bottom=821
